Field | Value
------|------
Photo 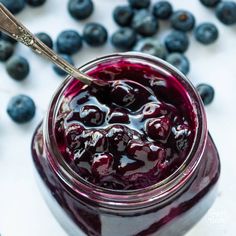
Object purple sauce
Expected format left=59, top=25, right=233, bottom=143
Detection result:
left=54, top=60, right=196, bottom=190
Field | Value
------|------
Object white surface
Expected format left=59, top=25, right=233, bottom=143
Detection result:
left=0, top=0, right=235, bottom=235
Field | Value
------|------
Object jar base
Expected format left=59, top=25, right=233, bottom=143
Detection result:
left=31, top=123, right=220, bottom=236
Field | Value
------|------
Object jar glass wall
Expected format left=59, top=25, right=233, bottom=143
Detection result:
left=31, top=52, right=220, bottom=236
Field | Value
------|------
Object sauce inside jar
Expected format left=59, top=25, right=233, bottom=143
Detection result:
left=54, top=60, right=196, bottom=190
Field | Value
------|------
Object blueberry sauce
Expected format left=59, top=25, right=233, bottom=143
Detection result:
left=54, top=60, right=196, bottom=190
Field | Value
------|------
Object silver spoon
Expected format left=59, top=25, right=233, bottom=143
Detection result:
left=0, top=3, right=95, bottom=85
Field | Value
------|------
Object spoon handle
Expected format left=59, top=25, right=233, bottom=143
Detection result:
left=0, top=4, right=92, bottom=85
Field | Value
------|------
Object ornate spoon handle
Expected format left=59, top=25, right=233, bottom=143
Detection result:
left=0, top=3, right=92, bottom=85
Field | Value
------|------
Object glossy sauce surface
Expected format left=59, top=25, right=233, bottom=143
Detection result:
left=55, top=60, right=196, bottom=190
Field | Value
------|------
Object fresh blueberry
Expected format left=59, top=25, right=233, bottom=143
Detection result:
left=111, top=28, right=137, bottom=50
left=128, top=0, right=150, bottom=9
left=113, top=5, right=134, bottom=26
left=153, top=1, right=173, bottom=20
left=200, top=0, right=221, bottom=7
left=216, top=1, right=236, bottom=25
left=7, top=95, right=36, bottom=123
left=26, top=0, right=46, bottom=7
left=166, top=53, right=190, bottom=75
left=132, top=9, right=159, bottom=36
left=133, top=38, right=167, bottom=59
left=171, top=10, right=195, bottom=32
left=0, top=32, right=17, bottom=45
left=35, top=32, right=53, bottom=49
left=0, top=0, right=25, bottom=14
left=56, top=30, right=82, bottom=55
left=68, top=0, right=94, bottom=20
left=195, top=23, right=219, bottom=45
left=196, top=83, right=215, bottom=105
left=0, top=40, right=15, bottom=62
left=83, top=23, right=108, bottom=47
left=53, top=54, right=74, bottom=76
left=165, top=30, right=189, bottom=53
left=6, top=56, right=30, bottom=81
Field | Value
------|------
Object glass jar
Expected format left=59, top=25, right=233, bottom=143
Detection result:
left=31, top=52, right=220, bottom=236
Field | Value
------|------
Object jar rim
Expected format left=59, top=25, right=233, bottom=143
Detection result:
left=44, top=52, right=207, bottom=209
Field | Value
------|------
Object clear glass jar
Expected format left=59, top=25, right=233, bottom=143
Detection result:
left=31, top=52, right=220, bottom=236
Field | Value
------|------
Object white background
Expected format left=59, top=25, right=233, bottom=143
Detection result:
left=0, top=0, right=235, bottom=235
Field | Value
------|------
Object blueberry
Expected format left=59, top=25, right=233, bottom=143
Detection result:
left=127, top=142, right=165, bottom=165
left=68, top=0, right=94, bottom=20
left=26, top=0, right=46, bottom=7
left=132, top=10, right=159, bottom=36
left=0, top=40, right=15, bottom=62
left=171, top=10, right=195, bottom=32
left=0, top=33, right=17, bottom=45
left=145, top=117, right=171, bottom=141
left=107, top=125, right=131, bottom=153
left=91, top=153, right=113, bottom=178
left=56, top=30, right=82, bottom=55
left=111, top=28, right=137, bottom=50
left=113, top=5, right=134, bottom=26
left=66, top=124, right=85, bottom=150
left=35, top=32, right=53, bottom=49
left=133, top=38, right=167, bottom=59
left=7, top=95, right=36, bottom=123
left=6, top=56, right=30, bottom=81
left=128, top=0, right=150, bottom=9
left=171, top=124, right=191, bottom=151
left=110, top=81, right=136, bottom=107
left=153, top=1, right=173, bottom=20
left=142, top=102, right=163, bottom=119
left=89, top=131, right=108, bottom=152
left=53, top=54, right=74, bottom=76
left=200, top=0, right=221, bottom=7
left=83, top=23, right=108, bottom=47
left=216, top=1, right=236, bottom=25
left=196, top=83, right=215, bottom=105
left=108, top=110, right=130, bottom=124
left=79, top=105, right=105, bottom=126
left=195, top=23, right=219, bottom=45
left=166, top=53, right=190, bottom=75
left=0, top=0, right=25, bottom=14
left=165, top=30, right=189, bottom=53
